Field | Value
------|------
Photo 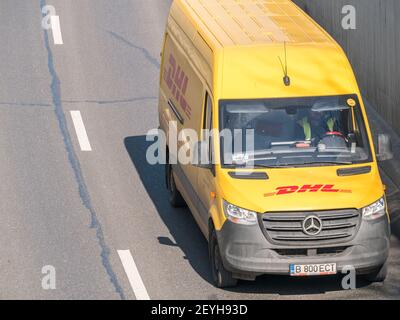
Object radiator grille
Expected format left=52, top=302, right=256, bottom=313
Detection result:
left=261, top=210, right=361, bottom=245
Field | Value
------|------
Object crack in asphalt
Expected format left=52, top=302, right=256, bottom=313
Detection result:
left=107, top=30, right=160, bottom=69
left=63, top=96, right=157, bottom=105
left=0, top=102, right=53, bottom=107
left=0, top=96, right=157, bottom=108
left=39, top=0, right=126, bottom=300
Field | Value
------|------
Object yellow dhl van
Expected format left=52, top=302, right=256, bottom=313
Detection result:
left=158, top=0, right=393, bottom=287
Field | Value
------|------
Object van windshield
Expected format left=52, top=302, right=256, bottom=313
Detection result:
left=219, top=95, right=372, bottom=168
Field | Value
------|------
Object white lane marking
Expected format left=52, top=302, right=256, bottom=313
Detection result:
left=50, top=15, right=63, bottom=45
left=117, top=250, right=150, bottom=300
left=70, top=111, right=92, bottom=151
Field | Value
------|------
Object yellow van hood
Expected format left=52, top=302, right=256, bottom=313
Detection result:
left=218, top=165, right=384, bottom=213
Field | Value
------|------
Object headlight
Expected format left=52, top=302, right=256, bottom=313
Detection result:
left=223, top=200, right=258, bottom=225
left=362, top=197, right=386, bottom=220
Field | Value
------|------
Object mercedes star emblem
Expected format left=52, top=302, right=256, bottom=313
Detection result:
left=302, top=215, right=323, bottom=236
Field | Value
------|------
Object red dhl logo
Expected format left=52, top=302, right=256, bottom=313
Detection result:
left=164, top=54, right=191, bottom=119
left=264, top=185, right=352, bottom=197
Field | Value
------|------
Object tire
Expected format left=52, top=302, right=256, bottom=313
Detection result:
left=365, top=260, right=388, bottom=283
left=209, top=226, right=238, bottom=288
left=166, top=163, right=186, bottom=208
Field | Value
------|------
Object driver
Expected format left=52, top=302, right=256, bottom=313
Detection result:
left=297, top=109, right=337, bottom=142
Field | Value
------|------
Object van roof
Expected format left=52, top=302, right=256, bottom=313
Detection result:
left=170, top=0, right=358, bottom=99
left=178, top=0, right=333, bottom=47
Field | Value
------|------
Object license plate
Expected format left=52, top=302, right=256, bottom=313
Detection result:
left=290, top=263, right=337, bottom=276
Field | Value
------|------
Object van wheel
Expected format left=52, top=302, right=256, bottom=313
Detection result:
left=166, top=164, right=186, bottom=207
left=364, top=260, right=388, bottom=283
left=209, top=227, right=238, bottom=288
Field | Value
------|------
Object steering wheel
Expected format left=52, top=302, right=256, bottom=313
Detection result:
left=324, top=131, right=345, bottom=138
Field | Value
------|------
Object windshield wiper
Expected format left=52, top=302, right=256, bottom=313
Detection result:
left=229, top=160, right=352, bottom=169
left=292, top=161, right=353, bottom=167
left=231, top=163, right=295, bottom=169
left=252, top=164, right=295, bottom=168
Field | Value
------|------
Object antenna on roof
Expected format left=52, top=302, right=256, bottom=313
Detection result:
left=278, top=42, right=291, bottom=86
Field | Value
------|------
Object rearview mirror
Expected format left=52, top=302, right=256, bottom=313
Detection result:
left=376, top=134, right=393, bottom=161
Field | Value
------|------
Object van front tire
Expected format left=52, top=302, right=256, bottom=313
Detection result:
left=166, top=164, right=186, bottom=208
left=209, top=226, right=238, bottom=288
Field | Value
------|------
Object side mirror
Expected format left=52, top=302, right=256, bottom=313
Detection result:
left=192, top=141, right=213, bottom=169
left=376, top=134, right=393, bottom=161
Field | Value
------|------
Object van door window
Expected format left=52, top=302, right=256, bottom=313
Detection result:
left=203, top=92, right=213, bottom=164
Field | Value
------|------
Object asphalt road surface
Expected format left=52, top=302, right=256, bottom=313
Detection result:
left=0, top=0, right=399, bottom=300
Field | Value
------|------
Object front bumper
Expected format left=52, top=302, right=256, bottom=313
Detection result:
left=216, top=213, right=391, bottom=279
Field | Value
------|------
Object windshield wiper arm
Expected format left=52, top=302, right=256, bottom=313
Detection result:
left=292, top=161, right=353, bottom=167
left=236, top=163, right=295, bottom=169
left=230, top=160, right=351, bottom=168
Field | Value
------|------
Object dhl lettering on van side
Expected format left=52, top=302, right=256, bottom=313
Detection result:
left=264, top=185, right=352, bottom=197
left=164, top=54, right=192, bottom=119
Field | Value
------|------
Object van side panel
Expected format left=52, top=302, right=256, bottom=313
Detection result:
left=160, top=8, right=214, bottom=235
